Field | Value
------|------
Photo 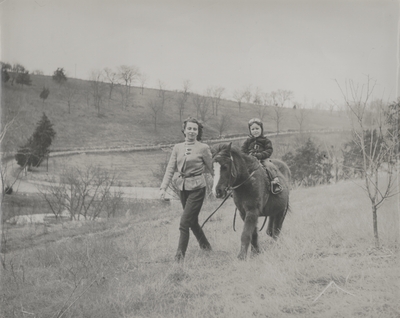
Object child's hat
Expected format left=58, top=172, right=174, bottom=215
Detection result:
left=248, top=118, right=263, bottom=128
left=248, top=118, right=264, bottom=135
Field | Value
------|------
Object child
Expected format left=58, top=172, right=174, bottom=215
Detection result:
left=241, top=118, right=283, bottom=194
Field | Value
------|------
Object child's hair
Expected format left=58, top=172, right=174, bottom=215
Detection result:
left=182, top=117, right=203, bottom=141
left=248, top=118, right=264, bottom=135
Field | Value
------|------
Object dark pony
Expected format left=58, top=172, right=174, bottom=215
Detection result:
left=212, top=143, right=290, bottom=260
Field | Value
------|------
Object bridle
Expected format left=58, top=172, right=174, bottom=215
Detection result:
left=222, top=154, right=267, bottom=232
left=220, top=154, right=261, bottom=192
left=201, top=152, right=261, bottom=229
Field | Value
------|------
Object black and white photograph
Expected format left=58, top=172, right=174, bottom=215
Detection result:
left=1, top=0, right=399, bottom=317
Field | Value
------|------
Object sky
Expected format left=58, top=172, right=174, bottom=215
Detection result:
left=1, top=0, right=399, bottom=106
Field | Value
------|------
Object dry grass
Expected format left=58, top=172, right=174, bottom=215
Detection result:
left=1, top=179, right=399, bottom=318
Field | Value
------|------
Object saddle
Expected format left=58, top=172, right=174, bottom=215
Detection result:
left=260, top=160, right=283, bottom=194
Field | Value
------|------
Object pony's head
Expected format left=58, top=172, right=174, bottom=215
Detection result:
left=211, top=143, right=237, bottom=198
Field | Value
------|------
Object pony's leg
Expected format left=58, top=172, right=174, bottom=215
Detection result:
left=251, top=227, right=260, bottom=255
left=238, top=213, right=258, bottom=260
left=271, top=208, right=288, bottom=239
left=266, top=216, right=274, bottom=238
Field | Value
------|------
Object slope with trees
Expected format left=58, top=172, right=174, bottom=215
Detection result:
left=1, top=64, right=349, bottom=152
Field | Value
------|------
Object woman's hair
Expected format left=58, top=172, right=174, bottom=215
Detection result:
left=182, top=117, right=203, bottom=141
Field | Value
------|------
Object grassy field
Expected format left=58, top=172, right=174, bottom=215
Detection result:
left=1, top=178, right=398, bottom=318
left=1, top=75, right=350, bottom=154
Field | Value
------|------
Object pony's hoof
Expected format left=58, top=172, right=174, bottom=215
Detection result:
left=237, top=253, right=247, bottom=260
left=251, top=247, right=260, bottom=255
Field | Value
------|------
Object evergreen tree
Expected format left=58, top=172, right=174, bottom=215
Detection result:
left=40, top=87, right=50, bottom=104
left=32, top=113, right=56, bottom=158
left=1, top=64, right=10, bottom=83
left=15, top=138, right=41, bottom=168
left=15, top=71, right=32, bottom=86
left=282, top=138, right=332, bottom=186
left=15, top=113, right=56, bottom=168
left=52, top=67, right=67, bottom=85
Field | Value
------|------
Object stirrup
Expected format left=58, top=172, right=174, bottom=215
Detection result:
left=271, top=182, right=283, bottom=194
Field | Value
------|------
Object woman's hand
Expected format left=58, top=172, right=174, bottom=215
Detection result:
left=160, top=189, right=166, bottom=200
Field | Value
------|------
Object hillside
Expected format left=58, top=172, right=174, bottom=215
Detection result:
left=1, top=75, right=350, bottom=153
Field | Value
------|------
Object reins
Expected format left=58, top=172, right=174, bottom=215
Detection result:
left=201, top=155, right=260, bottom=229
left=232, top=208, right=268, bottom=232
left=201, top=190, right=232, bottom=228
left=231, top=161, right=269, bottom=232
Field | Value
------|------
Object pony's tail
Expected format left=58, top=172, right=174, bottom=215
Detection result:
left=286, top=198, right=291, bottom=214
left=281, top=198, right=291, bottom=223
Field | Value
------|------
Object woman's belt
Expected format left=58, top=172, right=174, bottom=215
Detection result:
left=179, top=172, right=203, bottom=178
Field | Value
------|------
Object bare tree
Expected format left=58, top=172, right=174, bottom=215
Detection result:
left=213, top=86, right=225, bottom=116
left=192, top=93, right=210, bottom=122
left=89, top=70, right=105, bottom=116
left=1, top=110, right=26, bottom=269
left=272, top=89, right=293, bottom=107
left=327, top=99, right=338, bottom=114
left=323, top=143, right=343, bottom=184
left=243, top=86, right=252, bottom=104
left=233, top=89, right=246, bottom=112
left=253, top=87, right=263, bottom=105
left=117, top=86, right=128, bottom=109
left=294, top=102, right=308, bottom=133
left=216, top=113, right=231, bottom=137
left=176, top=80, right=191, bottom=122
left=118, top=65, right=140, bottom=94
left=336, top=76, right=398, bottom=248
left=0, top=112, right=23, bottom=197
left=198, top=96, right=211, bottom=123
left=158, top=80, right=166, bottom=97
left=139, top=73, right=148, bottom=95
left=158, top=80, right=169, bottom=111
left=148, top=99, right=163, bottom=131
left=270, top=89, right=294, bottom=133
left=117, top=85, right=130, bottom=109
left=104, top=67, right=118, bottom=99
left=207, top=86, right=225, bottom=116
left=61, top=82, right=80, bottom=114
left=38, top=165, right=124, bottom=221
left=183, top=79, right=191, bottom=94
left=252, top=89, right=269, bottom=120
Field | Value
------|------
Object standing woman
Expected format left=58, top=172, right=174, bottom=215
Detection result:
left=160, top=117, right=214, bottom=261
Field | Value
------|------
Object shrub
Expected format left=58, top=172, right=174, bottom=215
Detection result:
left=282, top=138, right=332, bottom=187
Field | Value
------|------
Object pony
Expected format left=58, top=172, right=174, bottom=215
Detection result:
left=211, top=143, right=290, bottom=260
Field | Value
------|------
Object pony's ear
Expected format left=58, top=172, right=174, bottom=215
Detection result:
left=227, top=142, right=232, bottom=152
left=211, top=144, right=222, bottom=158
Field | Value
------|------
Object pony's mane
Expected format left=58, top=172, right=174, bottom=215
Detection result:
left=230, top=145, right=260, bottom=172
